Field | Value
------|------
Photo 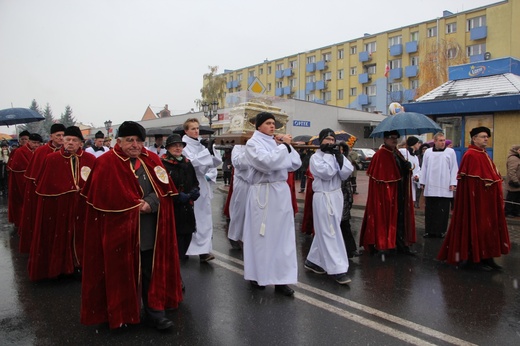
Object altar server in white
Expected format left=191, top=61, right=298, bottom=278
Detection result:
left=304, top=129, right=353, bottom=285
left=243, top=112, right=301, bottom=296
left=85, top=131, right=110, bottom=158
left=419, top=132, right=458, bottom=238
left=227, top=144, right=250, bottom=245
left=399, top=136, right=421, bottom=202
left=182, top=118, right=222, bottom=262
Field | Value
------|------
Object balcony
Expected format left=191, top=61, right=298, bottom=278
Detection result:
left=470, top=26, right=487, bottom=40
left=389, top=44, right=403, bottom=56
left=232, top=80, right=239, bottom=88
left=359, top=51, right=372, bottom=62
left=469, top=54, right=485, bottom=63
left=314, top=99, right=326, bottom=105
left=275, top=70, right=284, bottom=79
left=390, top=91, right=403, bottom=102
left=358, top=73, right=370, bottom=84
left=358, top=94, right=369, bottom=105
left=306, top=63, right=316, bottom=72
left=315, top=80, right=326, bottom=90
left=389, top=68, right=402, bottom=80
left=316, top=60, right=327, bottom=71
left=404, top=89, right=416, bottom=101
left=305, top=82, right=315, bottom=93
left=283, top=68, right=293, bottom=77
left=405, top=41, right=418, bottom=54
left=405, top=65, right=418, bottom=78
left=248, top=76, right=255, bottom=85
left=283, top=86, right=292, bottom=95
left=226, top=81, right=233, bottom=89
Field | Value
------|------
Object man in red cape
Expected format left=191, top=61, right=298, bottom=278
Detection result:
left=28, top=126, right=95, bottom=281
left=359, top=130, right=416, bottom=255
left=7, top=131, right=40, bottom=228
left=80, top=121, right=182, bottom=330
left=19, top=124, right=65, bottom=253
left=437, top=126, right=510, bottom=269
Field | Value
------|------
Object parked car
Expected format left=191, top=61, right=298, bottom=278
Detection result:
left=353, top=148, right=376, bottom=170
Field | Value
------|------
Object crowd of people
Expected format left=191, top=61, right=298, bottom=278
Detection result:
left=1, top=114, right=515, bottom=332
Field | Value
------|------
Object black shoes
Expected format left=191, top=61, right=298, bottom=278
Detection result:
left=334, top=273, right=352, bottom=285
left=304, top=260, right=326, bottom=274
left=146, top=317, right=173, bottom=330
left=199, top=253, right=215, bottom=262
left=481, top=258, right=503, bottom=271
left=275, top=285, right=294, bottom=296
left=250, top=280, right=266, bottom=290
left=229, top=239, right=242, bottom=250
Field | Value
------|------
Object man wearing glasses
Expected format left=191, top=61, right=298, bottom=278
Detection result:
left=438, top=126, right=510, bottom=270
left=359, top=130, right=417, bottom=257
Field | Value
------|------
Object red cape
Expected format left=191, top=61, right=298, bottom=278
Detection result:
left=27, top=147, right=96, bottom=281
left=6, top=144, right=33, bottom=227
left=301, top=168, right=315, bottom=235
left=287, top=171, right=298, bottom=215
left=80, top=144, right=182, bottom=329
left=223, top=167, right=234, bottom=218
left=359, top=145, right=416, bottom=250
left=437, top=145, right=510, bottom=263
left=18, top=142, right=59, bottom=253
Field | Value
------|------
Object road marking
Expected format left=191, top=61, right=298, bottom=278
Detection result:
left=213, top=251, right=477, bottom=346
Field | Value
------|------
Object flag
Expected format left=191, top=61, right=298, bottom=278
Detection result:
left=384, top=64, right=390, bottom=77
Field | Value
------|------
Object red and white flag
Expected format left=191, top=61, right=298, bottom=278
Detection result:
left=384, top=64, right=390, bottom=77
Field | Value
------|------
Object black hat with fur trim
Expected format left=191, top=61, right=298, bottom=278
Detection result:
left=19, top=130, right=31, bottom=138
left=383, top=130, right=400, bottom=138
left=117, top=121, right=146, bottom=141
left=50, top=123, right=66, bottom=134
left=28, top=133, right=43, bottom=143
left=406, top=136, right=419, bottom=147
left=470, top=126, right=491, bottom=138
left=64, top=126, right=84, bottom=141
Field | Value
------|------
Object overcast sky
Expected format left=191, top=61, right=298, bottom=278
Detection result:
left=0, top=0, right=499, bottom=134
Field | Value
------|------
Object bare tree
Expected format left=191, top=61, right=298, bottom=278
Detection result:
left=195, top=66, right=227, bottom=110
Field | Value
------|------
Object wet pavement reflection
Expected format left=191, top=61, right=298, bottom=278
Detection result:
left=0, top=189, right=519, bottom=345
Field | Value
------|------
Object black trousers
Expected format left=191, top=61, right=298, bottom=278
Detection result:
left=177, top=233, right=193, bottom=259
left=141, top=250, right=165, bottom=320
left=340, top=220, right=357, bottom=258
left=425, top=197, right=452, bottom=236
left=505, top=190, right=520, bottom=216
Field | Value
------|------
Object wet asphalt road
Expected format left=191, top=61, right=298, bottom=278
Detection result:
left=0, top=190, right=519, bottom=346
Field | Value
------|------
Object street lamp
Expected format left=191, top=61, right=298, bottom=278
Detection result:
left=202, top=100, right=218, bottom=139
left=104, top=120, right=112, bottom=137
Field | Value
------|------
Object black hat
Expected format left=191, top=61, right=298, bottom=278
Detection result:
left=255, top=112, right=275, bottom=129
left=64, top=126, right=84, bottom=140
left=165, top=134, right=186, bottom=148
left=318, top=128, right=336, bottom=144
left=406, top=136, right=419, bottom=147
left=470, top=126, right=491, bottom=138
left=94, top=131, right=104, bottom=139
left=19, top=130, right=30, bottom=138
left=1, top=141, right=9, bottom=147
left=28, top=133, right=43, bottom=143
left=384, top=130, right=400, bottom=138
left=117, top=121, right=146, bottom=141
left=50, top=123, right=66, bottom=134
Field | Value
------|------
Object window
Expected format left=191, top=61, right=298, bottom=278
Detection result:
left=289, top=60, right=298, bottom=69
left=267, top=83, right=271, bottom=91
left=237, top=73, right=243, bottom=81
left=306, top=75, right=316, bottom=83
left=349, top=87, right=357, bottom=96
left=364, top=42, right=376, bottom=53
left=467, top=43, right=486, bottom=56
left=411, top=56, right=419, bottom=66
left=306, top=94, right=316, bottom=102
left=259, top=67, right=264, bottom=75
left=365, top=85, right=376, bottom=96
left=446, top=22, right=457, bottom=34
left=276, top=63, right=284, bottom=71
left=388, top=35, right=402, bottom=46
left=350, top=46, right=357, bottom=55
left=410, top=31, right=419, bottom=42
left=290, top=78, right=298, bottom=88
left=267, top=66, right=272, bottom=74
left=427, top=26, right=437, bottom=37
left=337, top=69, right=344, bottom=80
left=389, top=59, right=402, bottom=69
left=389, top=82, right=403, bottom=92
left=306, top=56, right=316, bottom=64
left=323, top=71, right=332, bottom=81
left=363, top=106, right=376, bottom=113
left=322, top=91, right=332, bottom=101
left=447, top=47, right=459, bottom=59
left=410, top=79, right=419, bottom=89
left=350, top=66, right=357, bottom=76
left=322, top=52, right=332, bottom=62
left=276, top=81, right=283, bottom=88
left=337, top=89, right=344, bottom=100
left=337, top=49, right=344, bottom=59
left=366, top=65, right=377, bottom=75
left=248, top=70, right=256, bottom=78
left=467, top=15, right=486, bottom=31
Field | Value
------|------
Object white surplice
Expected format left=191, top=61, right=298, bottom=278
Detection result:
left=399, top=148, right=421, bottom=201
left=419, top=147, right=458, bottom=198
left=182, top=135, right=222, bottom=255
left=306, top=150, right=353, bottom=274
left=228, top=145, right=249, bottom=242
left=243, top=131, right=301, bottom=286
left=85, top=146, right=109, bottom=158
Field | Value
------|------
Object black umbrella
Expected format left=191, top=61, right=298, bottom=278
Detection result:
left=369, top=112, right=442, bottom=138
left=146, top=127, right=174, bottom=136
left=172, top=125, right=214, bottom=136
left=293, top=135, right=312, bottom=143
left=0, top=108, right=45, bottom=126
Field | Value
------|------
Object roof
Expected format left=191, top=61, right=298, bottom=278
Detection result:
left=417, top=73, right=520, bottom=102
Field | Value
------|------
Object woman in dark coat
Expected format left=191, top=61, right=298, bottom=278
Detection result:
left=162, top=134, right=200, bottom=258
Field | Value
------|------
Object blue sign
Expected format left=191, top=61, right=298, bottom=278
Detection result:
left=448, top=57, right=520, bottom=81
left=293, top=120, right=311, bottom=127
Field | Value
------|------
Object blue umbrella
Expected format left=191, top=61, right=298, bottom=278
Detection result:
left=0, top=108, right=45, bottom=126
left=369, top=112, right=442, bottom=138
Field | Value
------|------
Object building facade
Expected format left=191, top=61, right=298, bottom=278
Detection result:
left=218, top=0, right=519, bottom=114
